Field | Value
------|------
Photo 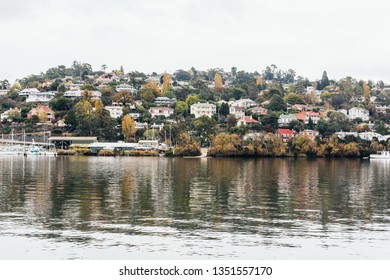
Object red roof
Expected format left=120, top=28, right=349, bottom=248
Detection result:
left=295, top=111, right=306, bottom=121
left=240, top=116, right=259, bottom=123
left=278, top=128, right=295, bottom=135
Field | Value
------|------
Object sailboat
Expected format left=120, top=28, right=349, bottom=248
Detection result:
left=0, top=129, right=24, bottom=155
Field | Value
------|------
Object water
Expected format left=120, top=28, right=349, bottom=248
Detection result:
left=0, top=156, right=389, bottom=259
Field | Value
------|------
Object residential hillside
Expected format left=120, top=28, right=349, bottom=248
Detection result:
left=1, top=62, right=389, bottom=156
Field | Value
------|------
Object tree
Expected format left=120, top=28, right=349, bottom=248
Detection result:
left=208, top=133, right=243, bottom=156
left=101, top=64, right=107, bottom=72
left=185, top=95, right=199, bottom=107
left=193, top=115, right=217, bottom=145
left=317, top=71, right=330, bottom=90
left=174, top=133, right=201, bottom=156
left=7, top=108, right=21, bottom=122
left=94, top=99, right=104, bottom=118
left=141, top=81, right=161, bottom=103
left=256, top=76, right=264, bottom=89
left=162, top=72, right=171, bottom=94
left=227, top=115, right=237, bottom=128
left=122, top=115, right=136, bottom=142
left=284, top=93, right=305, bottom=105
left=65, top=109, right=77, bottom=130
left=175, top=70, right=192, bottom=81
left=289, top=135, right=311, bottom=157
left=214, top=72, right=223, bottom=90
left=269, top=94, right=287, bottom=111
left=175, top=101, right=188, bottom=116
left=113, top=90, right=133, bottom=105
left=219, top=102, right=229, bottom=116
left=362, top=81, right=371, bottom=105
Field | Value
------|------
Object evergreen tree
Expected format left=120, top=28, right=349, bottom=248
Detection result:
left=317, top=71, right=330, bottom=90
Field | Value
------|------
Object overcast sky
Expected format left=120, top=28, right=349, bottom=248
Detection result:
left=1, top=0, right=390, bottom=83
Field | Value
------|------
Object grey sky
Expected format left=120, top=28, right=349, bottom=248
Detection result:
left=1, top=0, right=390, bottom=83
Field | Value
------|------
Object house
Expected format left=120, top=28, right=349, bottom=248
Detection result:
left=291, top=104, right=307, bottom=112
left=229, top=106, right=245, bottom=118
left=358, top=132, right=386, bottom=141
left=229, top=98, right=257, bottom=108
left=1, top=108, right=20, bottom=122
left=27, top=105, right=55, bottom=122
left=349, top=107, right=369, bottom=121
left=278, top=114, right=298, bottom=127
left=135, top=122, right=148, bottom=129
left=26, top=92, right=55, bottom=103
left=63, top=90, right=102, bottom=100
left=0, top=89, right=8, bottom=96
left=19, top=88, right=40, bottom=96
left=190, top=102, right=216, bottom=118
left=116, top=84, right=137, bottom=94
left=295, top=110, right=320, bottom=124
left=149, top=107, right=174, bottom=118
left=300, top=130, right=320, bottom=140
left=55, top=119, right=66, bottom=128
left=105, top=103, right=123, bottom=119
left=376, top=105, right=390, bottom=114
left=277, top=128, right=297, bottom=143
left=338, top=107, right=369, bottom=121
left=251, top=106, right=268, bottom=115
left=334, top=131, right=359, bottom=139
left=95, top=73, right=120, bottom=84
left=155, top=97, right=177, bottom=106
left=236, top=116, right=259, bottom=126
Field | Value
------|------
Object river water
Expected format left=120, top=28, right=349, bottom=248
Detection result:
left=0, top=156, right=389, bottom=259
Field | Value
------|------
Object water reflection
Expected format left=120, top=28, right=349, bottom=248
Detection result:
left=0, top=156, right=389, bottom=259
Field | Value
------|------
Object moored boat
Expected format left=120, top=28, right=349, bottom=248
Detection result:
left=370, top=150, right=390, bottom=159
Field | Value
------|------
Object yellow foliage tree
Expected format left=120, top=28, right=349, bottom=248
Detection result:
left=162, top=73, right=171, bottom=94
left=122, top=114, right=136, bottom=142
left=141, top=81, right=162, bottom=102
left=94, top=99, right=104, bottom=117
left=362, top=81, right=370, bottom=104
left=214, top=72, right=223, bottom=90
left=256, top=76, right=263, bottom=86
left=37, top=111, right=48, bottom=122
left=82, top=89, right=92, bottom=101
left=11, top=82, right=22, bottom=91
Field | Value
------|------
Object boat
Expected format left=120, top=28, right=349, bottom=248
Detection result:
left=370, top=150, right=390, bottom=159
left=25, top=140, right=57, bottom=156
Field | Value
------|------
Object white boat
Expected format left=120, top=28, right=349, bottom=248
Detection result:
left=370, top=150, right=390, bottom=159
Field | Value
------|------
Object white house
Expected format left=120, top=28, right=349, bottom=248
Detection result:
left=155, top=97, right=177, bottom=106
left=105, top=104, right=123, bottom=119
left=190, top=102, right=217, bottom=118
left=26, top=92, right=55, bottom=102
left=19, top=88, right=40, bottom=96
left=349, top=107, right=369, bottom=121
left=278, top=114, right=298, bottom=127
left=1, top=108, right=20, bottom=122
left=63, top=90, right=102, bottom=100
left=149, top=107, right=174, bottom=118
left=338, top=107, right=369, bottom=122
left=229, top=98, right=257, bottom=108
left=229, top=106, right=245, bottom=118
left=116, top=84, right=137, bottom=94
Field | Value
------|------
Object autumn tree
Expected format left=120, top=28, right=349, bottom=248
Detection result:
left=122, top=114, right=136, bottom=142
left=162, top=72, right=171, bottom=94
left=214, top=72, right=223, bottom=90
left=113, top=90, right=133, bottom=105
left=140, top=81, right=161, bottom=103
left=256, top=76, right=264, bottom=90
left=362, top=81, right=371, bottom=105
left=174, top=133, right=201, bottom=156
left=37, top=111, right=48, bottom=122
